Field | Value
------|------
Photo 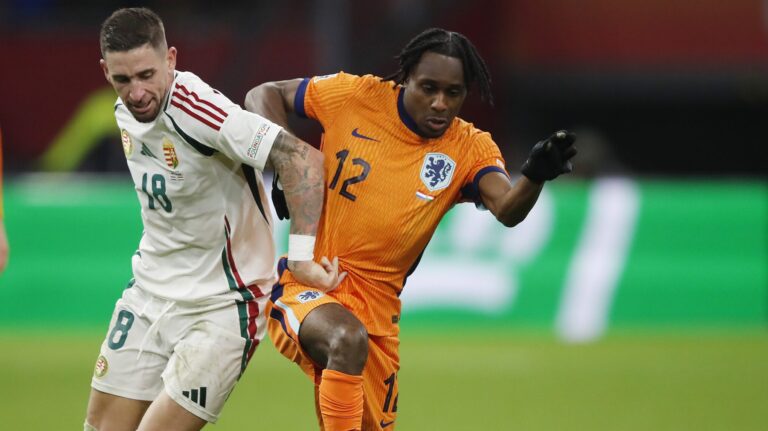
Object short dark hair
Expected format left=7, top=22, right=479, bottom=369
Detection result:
left=382, top=28, right=493, bottom=105
left=100, top=7, right=167, bottom=57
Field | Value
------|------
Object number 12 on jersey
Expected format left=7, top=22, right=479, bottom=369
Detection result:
left=141, top=173, right=173, bottom=212
left=329, top=149, right=370, bottom=201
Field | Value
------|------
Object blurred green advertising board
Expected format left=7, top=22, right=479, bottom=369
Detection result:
left=0, top=177, right=765, bottom=340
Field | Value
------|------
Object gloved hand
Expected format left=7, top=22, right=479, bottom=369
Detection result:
left=271, top=174, right=290, bottom=220
left=521, top=130, right=577, bottom=183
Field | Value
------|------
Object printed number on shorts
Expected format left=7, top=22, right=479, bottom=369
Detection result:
left=329, top=149, right=370, bottom=202
left=107, top=310, right=135, bottom=350
left=383, top=373, right=398, bottom=413
left=141, top=173, right=173, bottom=212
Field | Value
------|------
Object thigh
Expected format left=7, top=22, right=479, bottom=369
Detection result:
left=137, top=391, right=207, bottom=431
left=361, top=335, right=401, bottom=431
left=161, top=297, right=267, bottom=424
left=86, top=389, right=151, bottom=431
left=267, top=279, right=342, bottom=383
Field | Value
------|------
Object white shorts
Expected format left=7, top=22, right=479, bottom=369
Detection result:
left=90, top=284, right=267, bottom=423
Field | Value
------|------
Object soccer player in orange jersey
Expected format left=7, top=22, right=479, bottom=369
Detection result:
left=0, top=126, right=8, bottom=273
left=245, top=28, right=576, bottom=431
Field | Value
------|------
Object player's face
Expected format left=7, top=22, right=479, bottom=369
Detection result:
left=403, top=51, right=467, bottom=138
left=101, top=44, right=177, bottom=123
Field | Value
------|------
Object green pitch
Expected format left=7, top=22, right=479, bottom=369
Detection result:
left=0, top=328, right=765, bottom=430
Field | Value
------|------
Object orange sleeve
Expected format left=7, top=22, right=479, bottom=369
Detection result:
left=459, top=131, right=509, bottom=205
left=295, top=72, right=362, bottom=130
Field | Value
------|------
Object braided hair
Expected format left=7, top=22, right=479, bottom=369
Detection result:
left=382, top=28, right=493, bottom=105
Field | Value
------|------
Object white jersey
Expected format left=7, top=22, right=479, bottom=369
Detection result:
left=114, top=70, right=282, bottom=303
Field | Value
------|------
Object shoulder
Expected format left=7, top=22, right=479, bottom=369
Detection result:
left=358, top=73, right=386, bottom=86
left=451, top=117, right=495, bottom=147
left=340, top=75, right=399, bottom=105
left=173, top=70, right=206, bottom=88
left=310, top=71, right=390, bottom=93
left=169, top=70, right=222, bottom=100
left=357, top=73, right=397, bottom=94
left=164, top=70, right=238, bottom=131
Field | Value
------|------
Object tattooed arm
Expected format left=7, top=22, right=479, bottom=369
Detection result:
left=267, top=130, right=345, bottom=291
left=268, top=132, right=322, bottom=234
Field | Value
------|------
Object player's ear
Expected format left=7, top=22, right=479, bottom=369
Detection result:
left=167, top=46, right=177, bottom=71
left=100, top=58, right=111, bottom=83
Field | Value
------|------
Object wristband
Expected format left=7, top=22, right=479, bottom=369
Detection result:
left=288, top=234, right=315, bottom=261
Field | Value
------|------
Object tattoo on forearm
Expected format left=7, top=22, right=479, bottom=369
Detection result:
left=269, top=133, right=323, bottom=235
left=298, top=143, right=310, bottom=160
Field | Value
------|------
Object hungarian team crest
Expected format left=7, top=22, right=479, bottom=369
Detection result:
left=94, top=355, right=109, bottom=378
left=121, top=129, right=133, bottom=157
left=420, top=153, right=455, bottom=191
left=163, top=138, right=179, bottom=169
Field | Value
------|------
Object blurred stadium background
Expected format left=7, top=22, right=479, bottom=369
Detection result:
left=1, top=1, right=766, bottom=429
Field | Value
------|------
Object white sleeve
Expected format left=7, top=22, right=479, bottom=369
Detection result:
left=217, top=109, right=282, bottom=171
left=165, top=72, right=282, bottom=171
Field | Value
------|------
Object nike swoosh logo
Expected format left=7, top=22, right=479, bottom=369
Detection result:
left=380, top=419, right=395, bottom=428
left=351, top=128, right=379, bottom=142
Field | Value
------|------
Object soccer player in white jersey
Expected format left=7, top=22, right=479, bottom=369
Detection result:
left=84, top=8, right=344, bottom=431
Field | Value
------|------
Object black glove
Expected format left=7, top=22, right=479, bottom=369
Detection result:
left=521, top=130, right=577, bottom=183
left=271, top=174, right=290, bottom=220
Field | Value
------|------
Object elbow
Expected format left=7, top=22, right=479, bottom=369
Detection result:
left=494, top=202, right=536, bottom=228
left=243, top=87, right=260, bottom=112
left=499, top=217, right=520, bottom=228
left=244, top=83, right=276, bottom=111
left=496, top=212, right=524, bottom=228
left=243, top=85, right=265, bottom=111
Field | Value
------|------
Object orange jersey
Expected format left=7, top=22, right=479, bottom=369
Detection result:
left=284, top=72, right=508, bottom=335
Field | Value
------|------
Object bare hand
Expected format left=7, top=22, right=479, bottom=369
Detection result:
left=288, top=256, right=347, bottom=292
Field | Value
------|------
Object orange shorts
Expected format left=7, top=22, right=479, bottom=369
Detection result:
left=267, top=258, right=401, bottom=430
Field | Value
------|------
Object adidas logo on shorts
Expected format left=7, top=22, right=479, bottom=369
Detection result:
left=182, top=387, right=207, bottom=408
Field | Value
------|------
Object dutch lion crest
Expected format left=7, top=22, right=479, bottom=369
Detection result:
left=420, top=153, right=456, bottom=192
left=296, top=290, right=323, bottom=303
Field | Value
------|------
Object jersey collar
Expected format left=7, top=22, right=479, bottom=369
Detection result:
left=162, top=71, right=179, bottom=112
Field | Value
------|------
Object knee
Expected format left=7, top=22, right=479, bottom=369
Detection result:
left=301, top=308, right=369, bottom=373
left=328, top=322, right=368, bottom=359
left=325, top=321, right=368, bottom=372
